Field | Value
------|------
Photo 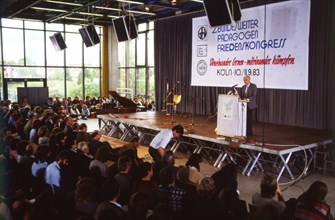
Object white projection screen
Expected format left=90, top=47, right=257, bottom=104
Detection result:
left=191, top=0, right=311, bottom=90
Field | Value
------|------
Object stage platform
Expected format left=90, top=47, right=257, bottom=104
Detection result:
left=97, top=111, right=332, bottom=182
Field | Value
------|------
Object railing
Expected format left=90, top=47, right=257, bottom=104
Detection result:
left=116, top=88, right=134, bottom=99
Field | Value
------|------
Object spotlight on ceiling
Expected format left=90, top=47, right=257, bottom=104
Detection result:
left=144, top=5, right=150, bottom=12
left=171, top=0, right=177, bottom=6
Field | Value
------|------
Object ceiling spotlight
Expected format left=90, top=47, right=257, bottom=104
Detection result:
left=171, top=0, right=177, bottom=6
left=144, top=5, right=150, bottom=12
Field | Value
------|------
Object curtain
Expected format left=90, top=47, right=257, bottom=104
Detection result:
left=154, top=0, right=335, bottom=131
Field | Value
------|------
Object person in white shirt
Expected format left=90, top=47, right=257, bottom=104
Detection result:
left=45, top=150, right=70, bottom=193
left=149, top=124, right=184, bottom=162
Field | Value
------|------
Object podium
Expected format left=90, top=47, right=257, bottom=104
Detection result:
left=217, top=94, right=246, bottom=137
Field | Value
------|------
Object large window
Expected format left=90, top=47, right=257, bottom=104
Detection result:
left=0, top=18, right=102, bottom=100
left=66, top=68, right=83, bottom=98
left=118, top=21, right=155, bottom=101
left=25, top=30, right=45, bottom=65
left=2, top=28, right=24, bottom=65
left=47, top=68, right=65, bottom=98
left=84, top=68, right=100, bottom=97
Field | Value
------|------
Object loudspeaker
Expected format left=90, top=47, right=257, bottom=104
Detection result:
left=203, top=0, right=242, bottom=27
left=79, top=25, right=100, bottom=47
left=49, top=33, right=67, bottom=51
left=112, top=14, right=138, bottom=42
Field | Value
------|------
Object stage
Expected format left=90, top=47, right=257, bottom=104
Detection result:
left=97, top=111, right=332, bottom=182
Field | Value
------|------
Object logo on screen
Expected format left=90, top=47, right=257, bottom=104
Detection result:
left=197, top=60, right=207, bottom=76
left=198, top=26, right=207, bottom=40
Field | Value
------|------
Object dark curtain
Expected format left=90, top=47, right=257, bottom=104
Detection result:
left=154, top=0, right=335, bottom=132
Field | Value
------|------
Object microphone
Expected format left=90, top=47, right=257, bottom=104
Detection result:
left=231, top=84, right=238, bottom=88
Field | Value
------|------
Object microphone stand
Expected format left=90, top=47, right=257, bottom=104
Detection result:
left=190, top=98, right=195, bottom=127
left=189, top=97, right=205, bottom=127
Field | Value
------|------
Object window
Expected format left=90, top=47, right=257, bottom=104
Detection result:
left=65, top=33, right=82, bottom=66
left=137, top=33, right=146, bottom=66
left=148, top=30, right=154, bottom=67
left=47, top=68, right=65, bottom=98
left=25, top=21, right=44, bottom=30
left=0, top=19, right=102, bottom=100
left=84, top=68, right=100, bottom=98
left=66, top=68, right=83, bottom=98
left=4, top=66, right=45, bottom=78
left=2, top=28, right=24, bottom=65
left=118, top=22, right=154, bottom=100
left=137, top=68, right=146, bottom=96
left=84, top=43, right=100, bottom=67
left=25, top=30, right=45, bottom=65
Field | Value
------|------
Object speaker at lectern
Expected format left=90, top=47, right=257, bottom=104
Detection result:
left=216, top=94, right=246, bottom=137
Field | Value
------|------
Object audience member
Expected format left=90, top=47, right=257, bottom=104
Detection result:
left=135, top=162, right=157, bottom=208
left=95, top=179, right=125, bottom=220
left=114, top=156, right=133, bottom=206
left=74, top=177, right=98, bottom=218
left=211, top=163, right=239, bottom=194
left=77, top=123, right=92, bottom=143
left=88, top=130, right=103, bottom=156
left=252, top=173, right=285, bottom=213
left=45, top=150, right=70, bottom=193
left=177, top=153, right=204, bottom=186
left=89, top=147, right=110, bottom=178
left=294, top=181, right=333, bottom=220
left=217, top=188, right=248, bottom=220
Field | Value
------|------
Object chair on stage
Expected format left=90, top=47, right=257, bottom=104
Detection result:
left=166, top=94, right=181, bottom=115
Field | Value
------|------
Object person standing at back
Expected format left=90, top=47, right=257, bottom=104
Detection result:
left=240, top=76, right=257, bottom=137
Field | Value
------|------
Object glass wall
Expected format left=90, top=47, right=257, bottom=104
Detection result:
left=0, top=18, right=102, bottom=101
left=118, top=21, right=155, bottom=102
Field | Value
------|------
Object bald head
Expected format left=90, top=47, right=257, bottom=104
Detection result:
left=243, top=76, right=251, bottom=86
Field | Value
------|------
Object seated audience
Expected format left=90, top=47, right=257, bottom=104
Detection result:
left=294, top=181, right=333, bottom=220
left=45, top=150, right=70, bottom=193
left=252, top=173, right=286, bottom=214
left=135, top=162, right=157, bottom=208
left=217, top=188, right=248, bottom=220
left=89, top=147, right=110, bottom=178
left=118, top=135, right=142, bottom=171
left=88, top=130, right=103, bottom=157
left=114, top=156, right=133, bottom=206
left=95, top=179, right=125, bottom=220
left=177, top=153, right=204, bottom=186
left=70, top=104, right=81, bottom=119
left=38, top=125, right=49, bottom=145
left=81, top=104, right=90, bottom=120
left=211, top=163, right=239, bottom=194
left=73, top=177, right=98, bottom=218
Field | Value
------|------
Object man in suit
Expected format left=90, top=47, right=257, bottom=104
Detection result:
left=241, top=76, right=257, bottom=137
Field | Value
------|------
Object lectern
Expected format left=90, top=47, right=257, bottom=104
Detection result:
left=217, top=94, right=246, bottom=137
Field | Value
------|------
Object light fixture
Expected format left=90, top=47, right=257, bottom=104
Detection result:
left=94, top=6, right=122, bottom=11
left=31, top=7, right=68, bottom=12
left=171, top=0, right=177, bottom=6
left=78, top=12, right=104, bottom=17
left=144, top=5, right=150, bottom=12
left=63, top=17, right=87, bottom=21
left=191, top=0, right=203, bottom=2
left=107, top=15, right=120, bottom=18
left=13, top=17, right=43, bottom=22
left=44, top=0, right=83, bottom=6
left=125, top=10, right=155, bottom=15
left=116, top=0, right=144, bottom=5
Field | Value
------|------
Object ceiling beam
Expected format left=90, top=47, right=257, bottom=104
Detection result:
left=46, top=0, right=101, bottom=23
left=8, top=0, right=44, bottom=18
